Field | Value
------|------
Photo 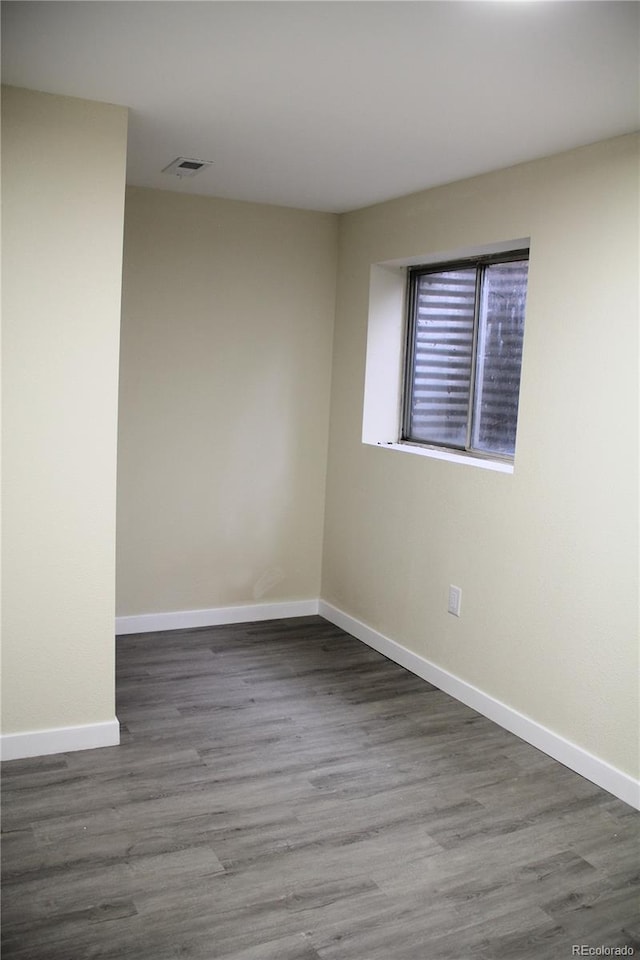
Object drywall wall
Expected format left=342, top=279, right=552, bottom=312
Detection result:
left=1, top=87, right=128, bottom=741
left=322, top=134, right=639, bottom=778
left=117, top=188, right=337, bottom=616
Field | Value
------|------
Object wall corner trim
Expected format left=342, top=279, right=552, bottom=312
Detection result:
left=115, top=599, right=320, bottom=636
left=318, top=600, right=640, bottom=811
left=0, top=719, right=120, bottom=762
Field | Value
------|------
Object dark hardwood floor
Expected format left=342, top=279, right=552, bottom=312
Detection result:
left=2, top=616, right=638, bottom=959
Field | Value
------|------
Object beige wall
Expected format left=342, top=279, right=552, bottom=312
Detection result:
left=1, top=87, right=128, bottom=733
left=117, top=188, right=337, bottom=615
left=322, top=135, right=639, bottom=778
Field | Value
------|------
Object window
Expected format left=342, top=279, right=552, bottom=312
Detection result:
left=402, top=251, right=529, bottom=461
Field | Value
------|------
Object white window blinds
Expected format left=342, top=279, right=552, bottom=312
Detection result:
left=404, top=255, right=528, bottom=459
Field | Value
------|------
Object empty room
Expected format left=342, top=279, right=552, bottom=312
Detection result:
left=1, top=2, right=639, bottom=958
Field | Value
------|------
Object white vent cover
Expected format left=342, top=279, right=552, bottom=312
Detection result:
left=162, top=157, right=213, bottom=178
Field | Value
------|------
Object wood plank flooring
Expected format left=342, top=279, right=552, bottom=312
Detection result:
left=2, top=616, right=638, bottom=959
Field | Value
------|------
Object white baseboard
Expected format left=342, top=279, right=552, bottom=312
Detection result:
left=115, top=599, right=320, bottom=636
left=318, top=600, right=640, bottom=811
left=0, top=719, right=120, bottom=762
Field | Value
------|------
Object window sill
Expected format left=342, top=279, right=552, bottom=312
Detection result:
left=364, top=440, right=514, bottom=474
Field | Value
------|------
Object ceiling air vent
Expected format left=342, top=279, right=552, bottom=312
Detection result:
left=162, top=157, right=213, bottom=178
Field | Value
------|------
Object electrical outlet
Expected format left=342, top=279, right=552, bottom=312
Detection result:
left=448, top=585, right=462, bottom=617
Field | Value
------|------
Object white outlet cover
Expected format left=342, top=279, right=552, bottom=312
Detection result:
left=448, top=585, right=462, bottom=617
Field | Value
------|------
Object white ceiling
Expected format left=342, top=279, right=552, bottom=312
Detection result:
left=2, top=1, right=639, bottom=213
